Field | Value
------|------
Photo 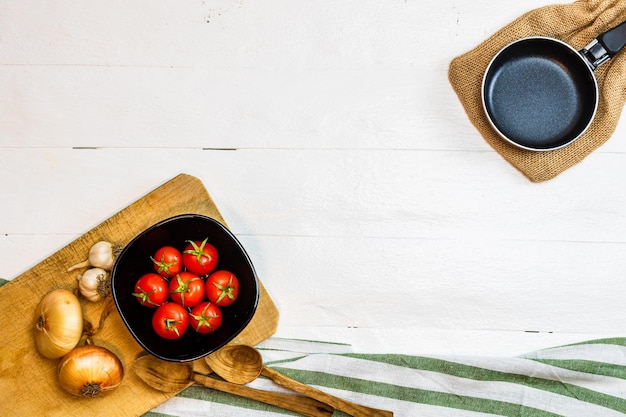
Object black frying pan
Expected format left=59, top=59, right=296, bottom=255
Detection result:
left=482, top=20, right=626, bottom=151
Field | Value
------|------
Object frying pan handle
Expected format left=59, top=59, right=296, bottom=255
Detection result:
left=581, top=20, right=626, bottom=69
left=598, top=20, right=626, bottom=57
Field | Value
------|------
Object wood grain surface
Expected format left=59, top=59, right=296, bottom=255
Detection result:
left=0, top=174, right=278, bottom=417
left=2, top=0, right=626, bottom=366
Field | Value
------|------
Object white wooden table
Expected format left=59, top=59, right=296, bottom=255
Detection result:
left=2, top=0, right=625, bottom=357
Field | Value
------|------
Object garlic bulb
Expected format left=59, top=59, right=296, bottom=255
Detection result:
left=58, top=344, right=124, bottom=397
left=35, top=289, right=84, bottom=359
left=77, top=268, right=111, bottom=302
left=67, top=241, right=123, bottom=272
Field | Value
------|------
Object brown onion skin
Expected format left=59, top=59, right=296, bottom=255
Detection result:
left=57, top=344, right=124, bottom=397
left=34, top=289, right=84, bottom=359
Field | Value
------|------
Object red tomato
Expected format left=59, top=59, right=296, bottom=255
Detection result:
left=151, top=246, right=183, bottom=278
left=189, top=301, right=223, bottom=334
left=206, top=270, right=239, bottom=307
left=169, top=271, right=205, bottom=308
left=151, top=302, right=189, bottom=340
left=182, top=238, right=218, bottom=276
left=132, top=273, right=169, bottom=308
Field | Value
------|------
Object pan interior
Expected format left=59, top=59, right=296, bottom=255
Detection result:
left=483, top=38, right=597, bottom=150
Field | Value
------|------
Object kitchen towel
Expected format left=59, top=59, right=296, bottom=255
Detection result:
left=449, top=0, right=626, bottom=182
left=146, top=336, right=626, bottom=417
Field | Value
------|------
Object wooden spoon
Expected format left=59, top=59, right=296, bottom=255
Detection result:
left=132, top=354, right=333, bottom=417
left=206, top=344, right=394, bottom=417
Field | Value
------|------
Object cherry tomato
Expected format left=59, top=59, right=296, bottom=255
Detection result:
left=132, top=273, right=169, bottom=308
left=182, top=238, right=218, bottom=276
left=169, top=271, right=205, bottom=308
left=151, top=246, right=183, bottom=278
left=206, top=270, right=239, bottom=307
left=151, top=302, right=189, bottom=340
left=189, top=301, right=223, bottom=334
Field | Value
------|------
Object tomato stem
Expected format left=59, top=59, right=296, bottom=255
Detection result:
left=212, top=276, right=237, bottom=304
left=165, top=318, right=183, bottom=336
left=190, top=303, right=219, bottom=331
left=170, top=273, right=200, bottom=306
left=132, top=288, right=159, bottom=307
left=151, top=254, right=177, bottom=277
left=184, top=237, right=213, bottom=264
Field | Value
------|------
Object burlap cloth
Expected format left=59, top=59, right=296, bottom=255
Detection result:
left=449, top=0, right=626, bottom=182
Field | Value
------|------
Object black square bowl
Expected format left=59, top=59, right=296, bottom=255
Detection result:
left=111, top=214, right=259, bottom=362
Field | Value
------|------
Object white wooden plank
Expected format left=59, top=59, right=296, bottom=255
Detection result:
left=272, top=326, right=625, bottom=356
left=0, top=66, right=464, bottom=150
left=0, top=0, right=589, bottom=151
left=1, top=148, right=625, bottom=242
left=0, top=0, right=546, bottom=67
left=1, top=147, right=625, bottom=340
left=2, top=230, right=625, bottom=338
left=240, top=235, right=626, bottom=335
left=1, top=0, right=625, bottom=358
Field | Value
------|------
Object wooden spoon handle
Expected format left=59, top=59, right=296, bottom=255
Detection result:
left=261, top=366, right=394, bottom=417
left=193, top=374, right=334, bottom=417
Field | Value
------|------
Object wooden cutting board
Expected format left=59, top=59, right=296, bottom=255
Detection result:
left=0, top=174, right=278, bottom=416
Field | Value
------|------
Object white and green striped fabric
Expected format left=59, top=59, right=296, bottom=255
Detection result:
left=145, top=336, right=626, bottom=417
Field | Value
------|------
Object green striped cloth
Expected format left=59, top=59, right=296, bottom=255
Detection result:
left=145, top=336, right=626, bottom=417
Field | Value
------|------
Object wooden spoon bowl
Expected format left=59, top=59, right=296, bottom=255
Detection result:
left=206, top=344, right=394, bottom=417
left=205, top=343, right=262, bottom=384
left=132, top=354, right=333, bottom=417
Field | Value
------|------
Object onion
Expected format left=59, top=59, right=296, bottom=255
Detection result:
left=58, top=344, right=124, bottom=397
left=35, top=289, right=84, bottom=359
